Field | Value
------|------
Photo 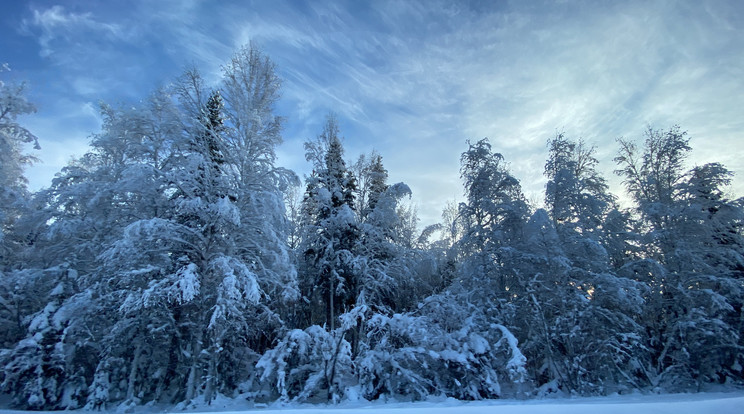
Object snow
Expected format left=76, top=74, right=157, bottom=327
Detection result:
left=174, top=263, right=200, bottom=304
left=162, top=392, right=744, bottom=414
left=5, top=50, right=744, bottom=411
left=3, top=392, right=740, bottom=414
left=213, top=196, right=241, bottom=226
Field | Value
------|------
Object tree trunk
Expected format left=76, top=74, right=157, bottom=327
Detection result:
left=185, top=330, right=203, bottom=401
left=203, top=341, right=219, bottom=404
left=126, top=341, right=143, bottom=400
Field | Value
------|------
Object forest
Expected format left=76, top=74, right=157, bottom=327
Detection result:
left=1, top=45, right=743, bottom=410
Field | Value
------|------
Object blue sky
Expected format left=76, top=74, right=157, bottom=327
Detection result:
left=3, top=0, right=744, bottom=226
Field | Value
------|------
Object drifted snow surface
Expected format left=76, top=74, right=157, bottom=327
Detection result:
left=3, top=392, right=742, bottom=414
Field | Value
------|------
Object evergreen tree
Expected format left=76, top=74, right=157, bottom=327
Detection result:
left=298, top=115, right=359, bottom=331
left=89, top=53, right=296, bottom=405
left=1, top=46, right=298, bottom=409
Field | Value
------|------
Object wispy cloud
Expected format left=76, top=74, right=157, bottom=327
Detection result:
left=9, top=0, right=744, bottom=226
left=21, top=5, right=127, bottom=58
left=301, top=0, right=744, bottom=222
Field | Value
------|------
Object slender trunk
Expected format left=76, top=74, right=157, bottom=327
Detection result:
left=126, top=341, right=143, bottom=400
left=185, top=330, right=203, bottom=401
left=330, top=272, right=335, bottom=331
left=204, top=341, right=219, bottom=404
left=530, top=293, right=568, bottom=390
left=326, top=330, right=346, bottom=402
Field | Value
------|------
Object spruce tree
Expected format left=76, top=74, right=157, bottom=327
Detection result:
left=298, top=115, right=358, bottom=331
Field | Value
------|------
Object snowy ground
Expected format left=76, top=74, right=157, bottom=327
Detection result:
left=3, top=392, right=741, bottom=414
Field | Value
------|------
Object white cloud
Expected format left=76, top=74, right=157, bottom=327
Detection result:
left=348, top=0, right=744, bottom=224
left=22, top=5, right=126, bottom=57
left=15, top=0, right=744, bottom=226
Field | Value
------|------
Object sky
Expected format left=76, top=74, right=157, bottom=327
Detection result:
left=2, top=0, right=744, bottom=226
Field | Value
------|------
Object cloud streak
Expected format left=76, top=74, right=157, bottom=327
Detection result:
left=7, top=0, right=744, bottom=227
left=21, top=5, right=127, bottom=58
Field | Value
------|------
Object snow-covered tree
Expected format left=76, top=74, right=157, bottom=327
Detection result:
left=457, top=138, right=530, bottom=294
left=0, top=65, right=39, bottom=266
left=358, top=296, right=527, bottom=401
left=615, top=126, right=744, bottom=389
left=0, top=68, right=44, bottom=350
left=88, top=53, right=295, bottom=406
left=220, top=44, right=299, bottom=308
left=257, top=323, right=354, bottom=403
left=2, top=45, right=298, bottom=409
left=297, top=115, right=359, bottom=331
left=2, top=86, right=184, bottom=409
left=352, top=151, right=389, bottom=221
left=357, top=182, right=413, bottom=313
left=614, top=126, right=690, bottom=251
left=0, top=266, right=94, bottom=410
left=544, top=133, right=615, bottom=271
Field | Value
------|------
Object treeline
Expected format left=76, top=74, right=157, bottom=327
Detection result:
left=1, top=45, right=742, bottom=410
